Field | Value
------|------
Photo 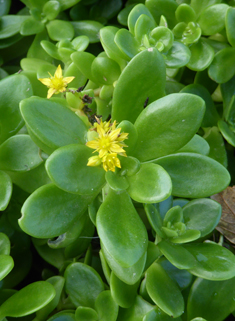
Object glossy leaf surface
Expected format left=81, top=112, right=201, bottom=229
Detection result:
left=97, top=190, right=148, bottom=268
left=133, top=94, right=205, bottom=161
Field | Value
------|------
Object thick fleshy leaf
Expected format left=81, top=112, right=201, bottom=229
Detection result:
left=218, top=120, right=235, bottom=147
left=105, top=171, right=129, bottom=191
left=19, top=184, right=94, bottom=238
left=46, top=20, right=74, bottom=41
left=126, top=163, right=172, bottom=203
left=144, top=204, right=164, bottom=237
left=176, top=134, right=209, bottom=155
left=133, top=93, right=205, bottom=162
left=146, top=262, right=184, bottom=318
left=208, top=47, right=235, bottom=84
left=182, top=199, right=221, bottom=237
left=95, top=290, right=118, bottom=321
left=155, top=153, right=230, bottom=198
left=187, top=277, right=235, bottom=321
left=91, top=57, right=121, bottom=85
left=145, top=0, right=178, bottom=29
left=110, top=272, right=139, bottom=308
left=114, top=28, right=139, bottom=60
left=159, top=258, right=192, bottom=290
left=187, top=39, right=214, bottom=71
left=175, top=4, right=196, bottom=23
left=226, top=8, right=235, bottom=48
left=163, top=41, right=191, bottom=68
left=0, top=171, right=12, bottom=211
left=20, top=17, right=45, bottom=36
left=184, top=242, right=235, bottom=280
left=158, top=240, right=197, bottom=269
left=0, top=74, right=33, bottom=143
left=46, top=144, right=105, bottom=195
left=127, top=3, right=154, bottom=35
left=112, top=48, right=166, bottom=124
left=20, top=97, right=88, bottom=154
left=0, top=233, right=10, bottom=255
left=101, top=246, right=147, bottom=285
left=71, top=21, right=103, bottom=43
left=0, top=255, right=14, bottom=281
left=0, top=15, right=28, bottom=39
left=0, top=281, right=55, bottom=319
left=191, top=0, right=222, bottom=17
left=75, top=307, right=98, bottom=321
left=65, top=262, right=104, bottom=309
left=97, top=189, right=148, bottom=268
left=203, top=127, right=227, bottom=167
left=180, top=84, right=219, bottom=127
left=198, top=4, right=229, bottom=36
left=0, top=135, right=42, bottom=172
left=118, top=296, right=153, bottom=321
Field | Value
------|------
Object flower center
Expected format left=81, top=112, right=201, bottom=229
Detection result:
left=51, top=77, right=64, bottom=90
left=99, top=137, right=111, bottom=150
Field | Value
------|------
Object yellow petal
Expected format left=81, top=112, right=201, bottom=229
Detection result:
left=109, top=127, right=121, bottom=141
left=99, top=148, right=108, bottom=158
left=38, top=78, right=52, bottom=87
left=63, top=76, right=75, bottom=84
left=47, top=88, right=56, bottom=99
left=54, top=65, right=62, bottom=78
left=86, top=140, right=99, bottom=150
left=87, top=155, right=101, bottom=167
left=110, top=144, right=125, bottom=154
left=96, top=123, right=105, bottom=137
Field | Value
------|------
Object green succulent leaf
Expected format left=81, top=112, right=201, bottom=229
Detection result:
left=0, top=171, right=12, bottom=211
left=65, top=262, right=104, bottom=309
left=112, top=47, right=166, bottom=124
left=155, top=153, right=230, bottom=198
left=133, top=93, right=205, bottom=162
left=19, top=184, right=94, bottom=238
left=97, top=189, right=148, bottom=268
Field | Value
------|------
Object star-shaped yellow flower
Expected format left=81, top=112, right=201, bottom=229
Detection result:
left=86, top=120, right=128, bottom=158
left=38, top=65, right=75, bottom=99
left=86, top=119, right=128, bottom=172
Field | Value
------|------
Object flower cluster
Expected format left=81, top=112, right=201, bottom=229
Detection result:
left=86, top=119, right=128, bottom=172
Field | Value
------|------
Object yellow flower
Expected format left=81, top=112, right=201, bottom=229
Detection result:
left=86, top=120, right=128, bottom=158
left=102, top=153, right=121, bottom=172
left=86, top=119, right=128, bottom=172
left=38, top=65, right=75, bottom=99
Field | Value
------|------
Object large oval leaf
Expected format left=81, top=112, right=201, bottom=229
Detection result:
left=133, top=93, right=205, bottom=162
left=20, top=97, right=88, bottom=154
left=97, top=189, right=148, bottom=268
left=112, top=48, right=165, bottom=124
left=46, top=144, right=105, bottom=195
left=19, top=184, right=94, bottom=238
left=155, top=153, right=230, bottom=198
left=0, top=281, right=55, bottom=319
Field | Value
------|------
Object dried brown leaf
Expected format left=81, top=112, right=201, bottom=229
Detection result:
left=211, top=186, right=235, bottom=244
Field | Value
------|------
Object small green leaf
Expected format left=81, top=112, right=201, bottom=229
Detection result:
left=0, top=233, right=11, bottom=255
left=75, top=307, right=98, bottom=321
left=95, top=290, right=119, bottom=321
left=65, top=262, right=104, bottom=309
left=126, top=163, right=172, bottom=203
left=163, top=41, right=191, bottom=68
left=105, top=171, right=129, bottom=191
left=176, top=134, right=210, bottom=155
left=187, top=39, right=214, bottom=71
left=0, top=281, right=56, bottom=319
left=0, top=135, right=42, bottom=172
left=43, top=1, right=60, bottom=21
left=46, top=20, right=74, bottom=41
left=175, top=4, right=196, bottom=23
left=20, top=17, right=44, bottom=36
left=183, top=199, right=221, bottom=237
left=146, top=262, right=184, bottom=318
left=0, top=171, right=12, bottom=211
left=46, top=144, right=105, bottom=195
left=158, top=240, right=196, bottom=269
left=128, top=3, right=154, bottom=35
left=218, top=120, right=235, bottom=147
left=71, top=21, right=103, bottom=43
left=0, top=15, right=28, bottom=39
left=0, top=255, right=14, bottom=281
left=198, top=4, right=229, bottom=36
